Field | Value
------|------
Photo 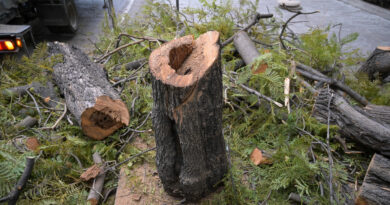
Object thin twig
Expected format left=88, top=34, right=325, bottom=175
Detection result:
left=0, top=157, right=35, bottom=204
left=40, top=104, right=67, bottom=130
left=107, top=147, right=156, bottom=173
left=96, top=39, right=144, bottom=63
left=326, top=86, right=335, bottom=204
left=260, top=190, right=272, bottom=205
left=279, top=10, right=319, bottom=49
left=239, top=84, right=283, bottom=107
left=25, top=89, right=42, bottom=125
left=221, top=13, right=273, bottom=48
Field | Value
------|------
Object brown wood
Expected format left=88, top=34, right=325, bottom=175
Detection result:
left=356, top=153, right=390, bottom=205
left=313, top=89, right=390, bottom=157
left=48, top=42, right=129, bottom=140
left=149, top=31, right=228, bottom=201
left=358, top=46, right=390, bottom=81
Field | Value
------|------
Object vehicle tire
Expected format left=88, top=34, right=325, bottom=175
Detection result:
left=48, top=0, right=78, bottom=34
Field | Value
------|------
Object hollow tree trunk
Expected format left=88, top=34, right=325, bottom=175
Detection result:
left=313, top=89, right=390, bottom=157
left=358, top=46, right=390, bottom=81
left=48, top=42, right=129, bottom=140
left=149, top=31, right=228, bottom=200
left=356, top=153, right=390, bottom=205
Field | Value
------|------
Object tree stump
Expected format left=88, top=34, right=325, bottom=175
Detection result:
left=48, top=42, right=129, bottom=140
left=149, top=31, right=228, bottom=200
left=356, top=153, right=390, bottom=205
left=358, top=46, right=390, bottom=81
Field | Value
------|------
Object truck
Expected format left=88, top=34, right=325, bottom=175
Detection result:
left=0, top=0, right=79, bottom=54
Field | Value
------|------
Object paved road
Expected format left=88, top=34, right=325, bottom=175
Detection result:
left=33, top=0, right=146, bottom=52
left=178, top=0, right=390, bottom=55
left=33, top=0, right=390, bottom=55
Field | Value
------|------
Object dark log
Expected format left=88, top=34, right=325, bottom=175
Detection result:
left=48, top=42, right=129, bottom=140
left=313, top=89, right=390, bottom=157
left=149, top=31, right=228, bottom=200
left=233, top=31, right=260, bottom=66
left=2, top=82, right=59, bottom=108
left=358, top=46, right=390, bottom=81
left=113, top=58, right=147, bottom=71
left=87, top=152, right=105, bottom=205
left=15, top=116, right=37, bottom=129
left=356, top=154, right=390, bottom=205
left=0, top=157, right=35, bottom=205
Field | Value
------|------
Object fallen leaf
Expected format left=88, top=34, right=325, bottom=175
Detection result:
left=80, top=164, right=101, bottom=181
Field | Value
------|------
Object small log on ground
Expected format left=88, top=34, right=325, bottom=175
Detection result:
left=149, top=31, right=228, bottom=200
left=48, top=42, right=129, bottom=140
left=113, top=58, right=146, bottom=71
left=313, top=89, right=390, bottom=157
left=15, top=116, right=37, bottom=129
left=87, top=152, right=106, bottom=205
left=358, top=46, right=390, bottom=81
left=2, top=82, right=59, bottom=108
left=356, top=153, right=390, bottom=205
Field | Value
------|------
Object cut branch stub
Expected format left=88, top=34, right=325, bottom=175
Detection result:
left=49, top=42, right=129, bottom=140
left=358, top=46, right=390, bottom=81
left=149, top=31, right=228, bottom=200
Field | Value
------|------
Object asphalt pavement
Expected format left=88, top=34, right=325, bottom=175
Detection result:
left=32, top=0, right=390, bottom=55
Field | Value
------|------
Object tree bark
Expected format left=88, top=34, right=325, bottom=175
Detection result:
left=48, top=42, right=129, bottom=140
left=149, top=31, right=228, bottom=200
left=358, top=46, right=390, bottom=81
left=313, top=89, right=390, bottom=157
left=234, top=31, right=260, bottom=66
left=355, top=154, right=390, bottom=205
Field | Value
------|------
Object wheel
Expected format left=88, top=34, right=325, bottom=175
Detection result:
left=48, top=0, right=78, bottom=34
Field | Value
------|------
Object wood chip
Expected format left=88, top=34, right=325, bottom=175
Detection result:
left=80, top=164, right=101, bottom=181
left=250, top=147, right=272, bottom=165
left=131, top=194, right=142, bottom=201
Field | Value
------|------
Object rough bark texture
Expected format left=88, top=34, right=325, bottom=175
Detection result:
left=358, top=46, right=390, bottom=81
left=149, top=31, right=228, bottom=200
left=356, top=154, right=390, bottom=205
left=313, top=89, right=390, bottom=157
left=48, top=42, right=129, bottom=140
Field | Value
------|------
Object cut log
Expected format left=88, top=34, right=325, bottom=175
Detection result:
left=48, top=42, right=129, bottom=140
left=149, top=31, right=228, bottom=200
left=113, top=58, right=147, bottom=71
left=313, top=89, right=390, bottom=157
left=356, top=153, right=390, bottom=205
left=358, top=46, right=390, bottom=81
left=15, top=116, right=37, bottom=129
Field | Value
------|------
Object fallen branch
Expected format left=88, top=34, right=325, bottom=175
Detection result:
left=107, top=147, right=156, bottom=173
left=221, top=13, right=273, bottom=48
left=239, top=83, right=283, bottom=107
left=279, top=10, right=319, bottom=49
left=296, top=63, right=369, bottom=106
left=15, top=116, right=37, bottom=129
left=96, top=39, right=144, bottom=63
left=0, top=157, right=35, bottom=205
left=87, top=152, right=106, bottom=205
